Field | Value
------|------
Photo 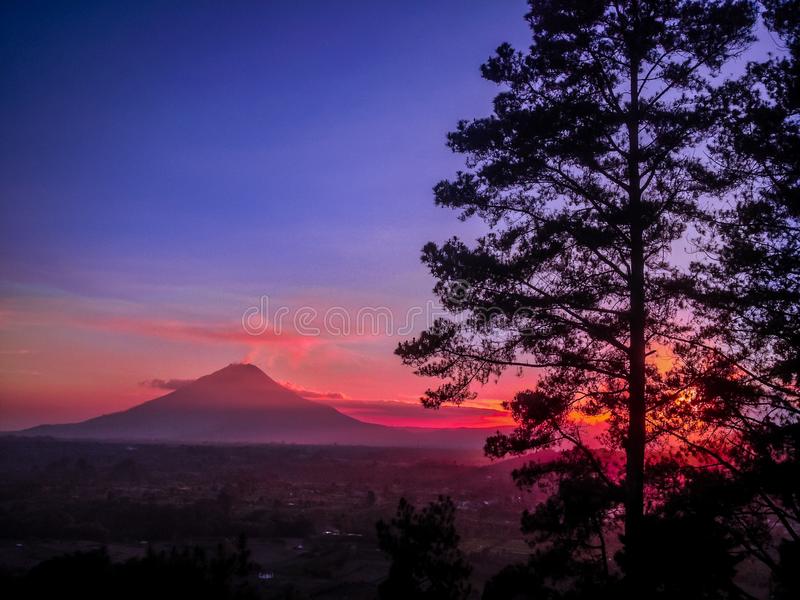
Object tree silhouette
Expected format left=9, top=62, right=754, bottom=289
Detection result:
left=774, top=539, right=800, bottom=599
left=376, top=496, right=472, bottom=600
left=670, top=0, right=800, bottom=588
left=0, top=535, right=259, bottom=600
left=484, top=450, right=621, bottom=599
left=708, top=0, right=799, bottom=378
left=397, top=0, right=756, bottom=594
left=621, top=472, right=745, bottom=599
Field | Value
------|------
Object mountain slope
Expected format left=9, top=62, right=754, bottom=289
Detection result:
left=18, top=364, right=507, bottom=448
left=22, top=364, right=387, bottom=444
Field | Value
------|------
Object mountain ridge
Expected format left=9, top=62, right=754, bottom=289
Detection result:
left=15, top=364, right=509, bottom=449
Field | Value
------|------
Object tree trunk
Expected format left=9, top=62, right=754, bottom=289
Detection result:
left=625, top=5, right=647, bottom=593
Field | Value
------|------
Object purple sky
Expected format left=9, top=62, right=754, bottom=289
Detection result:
left=0, top=1, right=536, bottom=428
left=0, top=1, right=782, bottom=429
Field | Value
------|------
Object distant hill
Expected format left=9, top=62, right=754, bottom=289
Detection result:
left=16, top=364, right=509, bottom=449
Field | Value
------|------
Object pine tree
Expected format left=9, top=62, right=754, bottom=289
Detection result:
left=376, top=497, right=472, bottom=600
left=397, top=1, right=756, bottom=593
left=672, top=0, right=800, bottom=587
left=704, top=0, right=799, bottom=389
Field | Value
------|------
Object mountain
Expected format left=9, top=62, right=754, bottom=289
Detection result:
left=16, top=364, right=506, bottom=448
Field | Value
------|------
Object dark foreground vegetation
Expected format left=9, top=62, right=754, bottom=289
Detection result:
left=0, top=436, right=790, bottom=599
left=2, top=537, right=260, bottom=600
left=0, top=437, right=537, bottom=598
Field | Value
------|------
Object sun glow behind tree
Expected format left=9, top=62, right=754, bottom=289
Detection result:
left=396, top=0, right=774, bottom=595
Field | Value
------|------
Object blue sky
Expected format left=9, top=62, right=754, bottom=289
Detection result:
left=0, top=1, right=534, bottom=428
left=1, top=0, right=529, bottom=301
left=0, top=1, right=783, bottom=429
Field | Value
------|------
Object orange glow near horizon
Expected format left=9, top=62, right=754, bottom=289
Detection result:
left=0, top=292, right=527, bottom=430
left=1, top=287, right=710, bottom=434
left=0, top=290, right=700, bottom=433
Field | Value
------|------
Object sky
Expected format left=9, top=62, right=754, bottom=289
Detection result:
left=0, top=0, right=537, bottom=429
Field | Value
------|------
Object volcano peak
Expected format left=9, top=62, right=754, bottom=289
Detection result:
left=191, top=362, right=281, bottom=389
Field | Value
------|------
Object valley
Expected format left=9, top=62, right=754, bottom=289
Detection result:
left=0, top=437, right=539, bottom=598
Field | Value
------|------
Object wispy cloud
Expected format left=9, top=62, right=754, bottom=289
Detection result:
left=139, top=378, right=195, bottom=390
left=282, top=381, right=348, bottom=400
left=322, top=398, right=513, bottom=428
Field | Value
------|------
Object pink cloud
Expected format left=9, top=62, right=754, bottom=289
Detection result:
left=320, top=398, right=514, bottom=429
left=282, top=381, right=348, bottom=400
left=139, top=378, right=195, bottom=390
